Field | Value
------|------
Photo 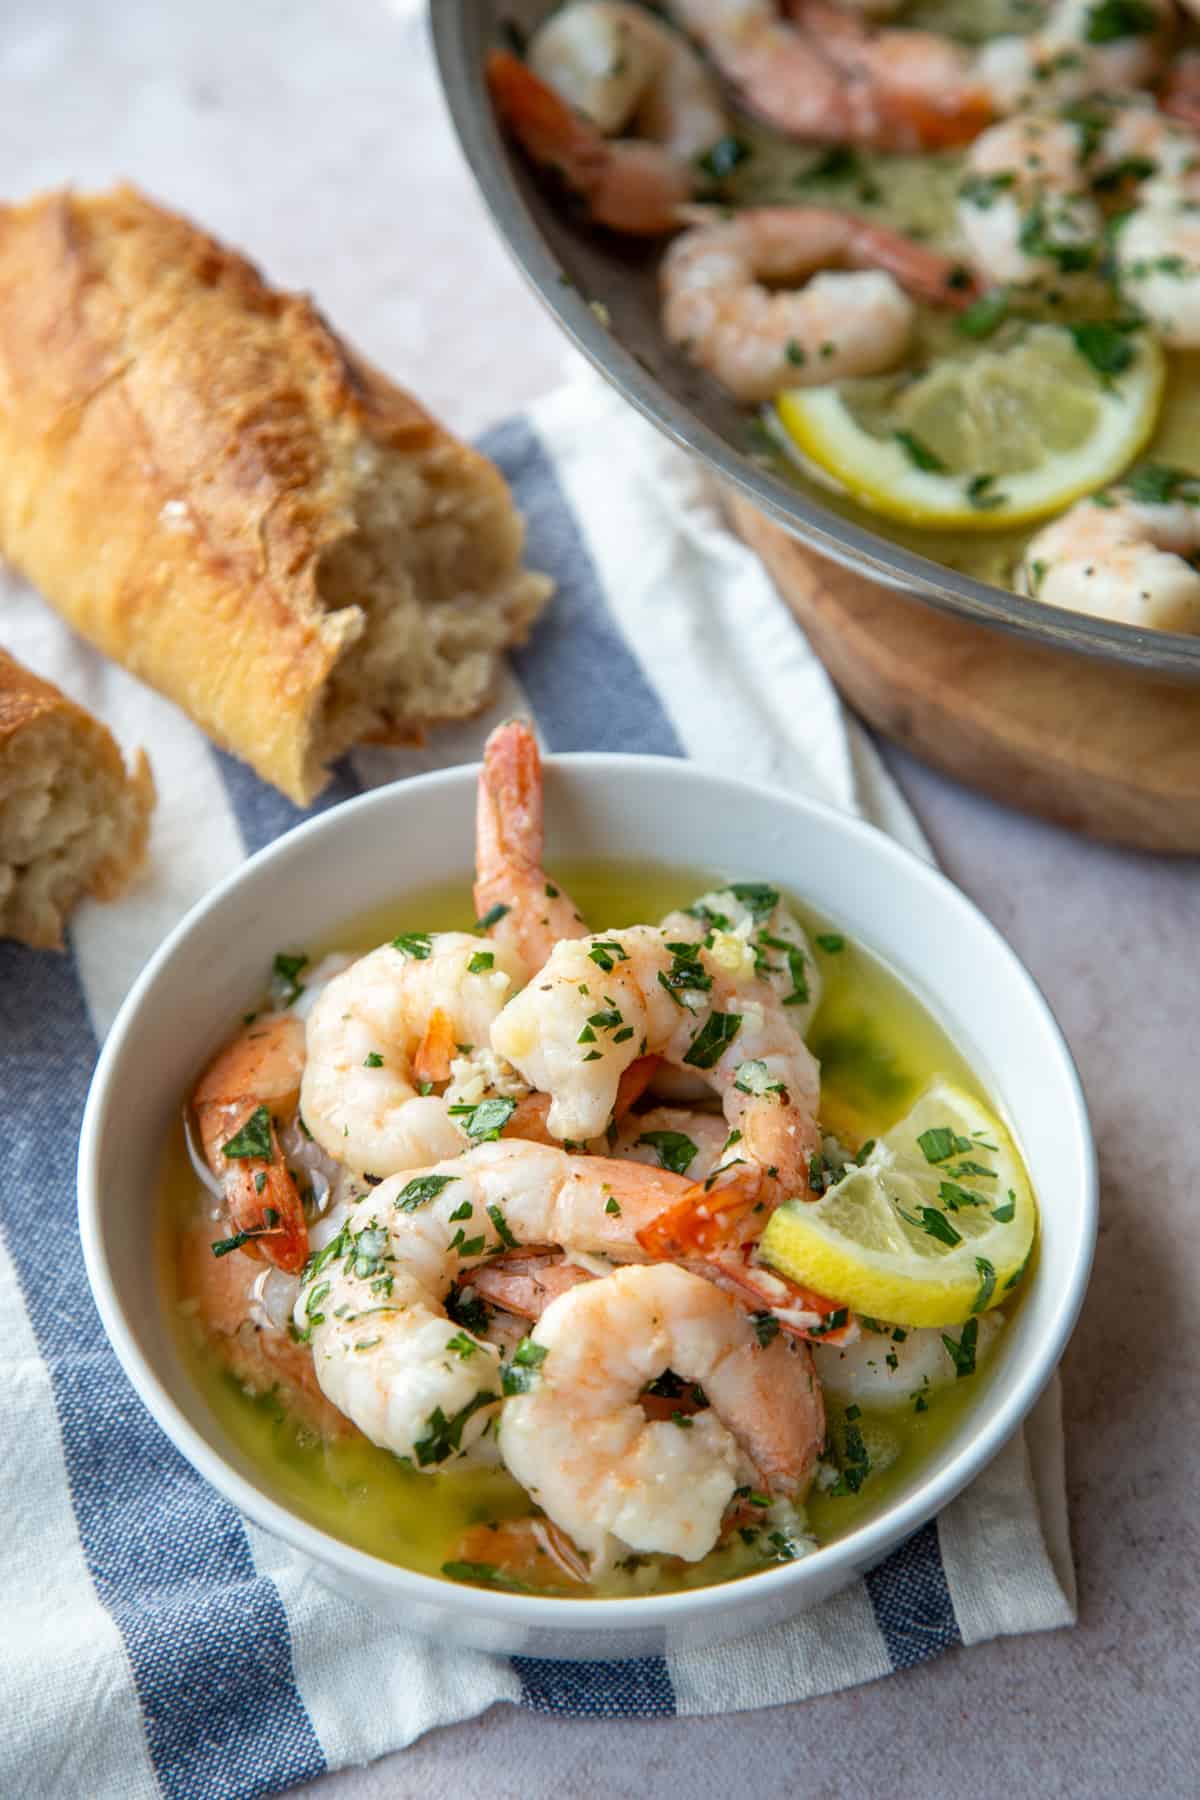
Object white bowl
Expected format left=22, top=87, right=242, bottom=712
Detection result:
left=78, top=756, right=1096, bottom=1661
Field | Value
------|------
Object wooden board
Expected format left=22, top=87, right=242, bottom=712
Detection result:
left=730, top=497, right=1200, bottom=854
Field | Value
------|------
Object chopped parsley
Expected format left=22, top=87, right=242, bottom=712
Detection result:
left=815, top=933, right=844, bottom=953
left=220, top=1105, right=273, bottom=1161
left=971, top=1257, right=997, bottom=1313
left=916, top=1125, right=972, bottom=1164
left=682, top=1011, right=742, bottom=1069
left=831, top=1407, right=872, bottom=1496
left=390, top=932, right=432, bottom=960
left=657, top=941, right=713, bottom=1009
left=363, top=1051, right=384, bottom=1068
left=467, top=950, right=495, bottom=974
left=413, top=1391, right=497, bottom=1466
left=394, top=1173, right=457, bottom=1212
left=728, top=882, right=780, bottom=922
left=938, top=1179, right=988, bottom=1212
left=956, top=288, right=1010, bottom=339
left=445, top=1289, right=491, bottom=1335
left=734, top=1058, right=785, bottom=1097
left=501, top=1337, right=549, bottom=1396
left=445, top=1330, right=480, bottom=1360
left=894, top=429, right=948, bottom=474
left=635, top=1129, right=699, bottom=1176
left=487, top=1203, right=518, bottom=1249
left=1083, top=0, right=1160, bottom=44
left=272, top=951, right=308, bottom=1005
left=752, top=1312, right=781, bottom=1348
left=941, top=1316, right=979, bottom=1379
left=474, top=902, right=510, bottom=932
left=1068, top=320, right=1137, bottom=379
left=806, top=1307, right=850, bottom=1338
left=898, top=1204, right=963, bottom=1247
left=448, top=1096, right=517, bottom=1142
left=1126, top=463, right=1199, bottom=505
left=588, top=940, right=629, bottom=973
left=992, top=1190, right=1017, bottom=1224
left=604, top=1196, right=622, bottom=1216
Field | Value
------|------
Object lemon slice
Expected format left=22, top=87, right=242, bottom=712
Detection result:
left=773, top=324, right=1164, bottom=529
left=760, top=1081, right=1036, bottom=1327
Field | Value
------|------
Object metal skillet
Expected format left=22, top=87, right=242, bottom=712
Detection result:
left=432, top=0, right=1200, bottom=683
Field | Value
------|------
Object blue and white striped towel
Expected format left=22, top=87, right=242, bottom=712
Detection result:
left=0, top=378, right=1076, bottom=1799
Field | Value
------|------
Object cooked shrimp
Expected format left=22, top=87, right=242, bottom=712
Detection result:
left=529, top=0, right=730, bottom=159
left=448, top=1517, right=589, bottom=1589
left=1116, top=197, right=1200, bottom=342
left=177, top=1221, right=350, bottom=1437
left=299, top=932, right=528, bottom=1179
left=813, top=1310, right=1005, bottom=1410
left=292, top=1141, right=713, bottom=1466
left=977, top=0, right=1174, bottom=114
left=958, top=113, right=1102, bottom=285
left=499, top=1262, right=825, bottom=1564
left=659, top=882, right=823, bottom=1039
left=474, top=720, right=588, bottom=976
left=487, top=10, right=728, bottom=240
left=1019, top=475, right=1200, bottom=631
left=659, top=205, right=975, bottom=404
left=666, top=0, right=991, bottom=151
left=491, top=923, right=822, bottom=1201
left=193, top=1012, right=309, bottom=1274
left=610, top=1104, right=733, bottom=1182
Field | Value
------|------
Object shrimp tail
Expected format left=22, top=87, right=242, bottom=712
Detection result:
left=413, top=1007, right=456, bottom=1087
left=634, top=1166, right=764, bottom=1259
left=475, top=718, right=546, bottom=904
left=486, top=49, right=608, bottom=193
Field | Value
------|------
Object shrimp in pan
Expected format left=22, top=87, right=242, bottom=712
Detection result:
left=664, top=0, right=992, bottom=152
left=499, top=1262, right=825, bottom=1566
left=486, top=0, right=730, bottom=238
left=1019, top=477, right=1200, bottom=633
left=659, top=206, right=976, bottom=405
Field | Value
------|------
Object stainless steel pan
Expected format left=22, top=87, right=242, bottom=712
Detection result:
left=432, top=0, right=1200, bottom=679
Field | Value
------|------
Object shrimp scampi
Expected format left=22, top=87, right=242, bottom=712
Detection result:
left=660, top=205, right=975, bottom=404
left=1020, top=472, right=1200, bottom=630
left=499, top=1261, right=825, bottom=1565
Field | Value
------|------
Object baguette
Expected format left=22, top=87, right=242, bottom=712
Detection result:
left=0, top=186, right=551, bottom=804
left=0, top=649, right=154, bottom=949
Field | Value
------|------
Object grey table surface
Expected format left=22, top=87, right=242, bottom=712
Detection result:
left=5, top=1, right=1196, bottom=1794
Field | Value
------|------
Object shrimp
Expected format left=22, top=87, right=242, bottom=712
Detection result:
left=958, top=113, right=1103, bottom=285
left=529, top=1, right=730, bottom=160
left=666, top=0, right=992, bottom=152
left=813, top=1310, right=1005, bottom=1411
left=192, top=1012, right=309, bottom=1274
left=976, top=0, right=1174, bottom=114
left=487, top=5, right=730, bottom=239
left=659, top=205, right=976, bottom=405
left=292, top=1141, right=717, bottom=1466
left=1019, top=473, right=1200, bottom=632
left=177, top=1221, right=351, bottom=1437
left=474, top=720, right=588, bottom=977
left=490, top=923, right=822, bottom=1201
left=299, top=931, right=528, bottom=1179
left=499, top=1262, right=825, bottom=1565
left=659, top=882, right=823, bottom=1040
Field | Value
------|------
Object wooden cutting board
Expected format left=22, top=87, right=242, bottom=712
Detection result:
left=730, top=497, right=1200, bottom=854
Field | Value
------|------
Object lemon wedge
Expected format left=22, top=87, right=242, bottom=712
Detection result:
left=773, top=324, right=1164, bottom=529
left=759, top=1081, right=1037, bottom=1328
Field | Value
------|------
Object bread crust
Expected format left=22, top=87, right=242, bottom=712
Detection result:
left=0, top=186, right=548, bottom=802
left=0, top=647, right=154, bottom=945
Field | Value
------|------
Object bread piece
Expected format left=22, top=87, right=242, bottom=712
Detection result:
left=0, top=186, right=551, bottom=804
left=0, top=649, right=154, bottom=948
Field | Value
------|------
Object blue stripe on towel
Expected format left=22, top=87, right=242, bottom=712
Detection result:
left=481, top=418, right=683, bottom=759
left=217, top=749, right=362, bottom=859
left=0, top=941, right=325, bottom=1800
left=865, top=1521, right=962, bottom=1671
left=515, top=1655, right=677, bottom=1718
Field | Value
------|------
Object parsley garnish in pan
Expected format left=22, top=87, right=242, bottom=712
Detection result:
left=413, top=1391, right=497, bottom=1466
left=394, top=1173, right=457, bottom=1212
left=272, top=951, right=308, bottom=1005
left=391, top=932, right=432, bottom=960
